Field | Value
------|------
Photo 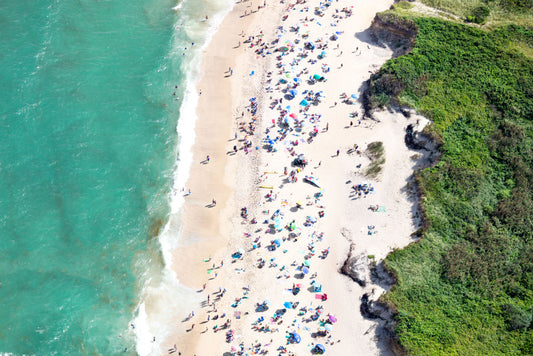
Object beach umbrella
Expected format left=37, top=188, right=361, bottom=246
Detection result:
left=302, top=267, right=310, bottom=274
left=303, top=260, right=310, bottom=266
left=320, top=51, right=326, bottom=57
left=351, top=94, right=359, bottom=99
left=289, top=89, right=298, bottom=97
left=293, top=77, right=302, bottom=84
left=313, top=74, right=322, bottom=80
left=237, top=248, right=245, bottom=255
left=284, top=301, right=293, bottom=308
left=300, top=99, right=309, bottom=106
left=289, top=113, right=297, bottom=119
left=324, top=323, right=333, bottom=332
left=273, top=239, right=282, bottom=247
left=328, top=314, right=338, bottom=323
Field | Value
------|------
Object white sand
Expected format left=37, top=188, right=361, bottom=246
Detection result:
left=162, top=0, right=431, bottom=354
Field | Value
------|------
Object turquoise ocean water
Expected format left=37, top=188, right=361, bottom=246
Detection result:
left=0, top=0, right=232, bottom=354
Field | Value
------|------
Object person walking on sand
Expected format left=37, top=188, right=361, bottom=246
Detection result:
left=212, top=199, right=216, bottom=206
left=206, top=155, right=210, bottom=163
left=336, top=149, right=340, bottom=156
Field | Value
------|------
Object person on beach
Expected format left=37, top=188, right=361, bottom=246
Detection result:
left=206, top=155, right=210, bottom=163
left=212, top=199, right=217, bottom=206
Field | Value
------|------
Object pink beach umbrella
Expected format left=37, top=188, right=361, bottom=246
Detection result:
left=328, top=314, right=338, bottom=323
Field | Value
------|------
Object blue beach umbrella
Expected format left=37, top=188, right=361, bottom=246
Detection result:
left=273, top=239, right=282, bottom=247
left=299, top=99, right=309, bottom=106
left=302, top=267, right=310, bottom=274
left=284, top=301, right=293, bottom=308
left=289, top=89, right=298, bottom=97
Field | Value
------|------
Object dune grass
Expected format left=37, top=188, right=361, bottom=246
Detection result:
left=365, top=141, right=386, bottom=178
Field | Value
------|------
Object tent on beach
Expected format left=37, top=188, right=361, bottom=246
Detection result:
left=289, top=332, right=301, bottom=344
left=313, top=344, right=326, bottom=354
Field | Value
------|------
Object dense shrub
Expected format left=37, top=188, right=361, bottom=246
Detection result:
left=371, top=14, right=533, bottom=355
left=502, top=304, right=532, bottom=330
left=467, top=5, right=490, bottom=24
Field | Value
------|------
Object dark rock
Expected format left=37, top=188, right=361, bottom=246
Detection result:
left=341, top=244, right=370, bottom=287
left=369, top=12, right=418, bottom=58
left=360, top=293, right=393, bottom=321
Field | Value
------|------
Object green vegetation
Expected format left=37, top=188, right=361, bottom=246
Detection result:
left=365, top=141, right=386, bottom=178
left=419, top=0, right=533, bottom=27
left=467, top=4, right=491, bottom=24
left=367, top=9, right=533, bottom=356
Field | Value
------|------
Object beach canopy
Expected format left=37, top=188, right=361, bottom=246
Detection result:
left=328, top=314, right=338, bottom=323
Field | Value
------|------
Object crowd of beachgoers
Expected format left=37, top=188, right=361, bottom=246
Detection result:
left=164, top=0, right=427, bottom=354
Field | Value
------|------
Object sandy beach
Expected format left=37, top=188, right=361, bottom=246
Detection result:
left=163, top=0, right=430, bottom=354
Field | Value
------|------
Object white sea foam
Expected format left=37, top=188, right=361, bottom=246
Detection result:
left=132, top=0, right=235, bottom=354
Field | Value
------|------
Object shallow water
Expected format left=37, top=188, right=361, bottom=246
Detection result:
left=0, top=0, right=231, bottom=353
